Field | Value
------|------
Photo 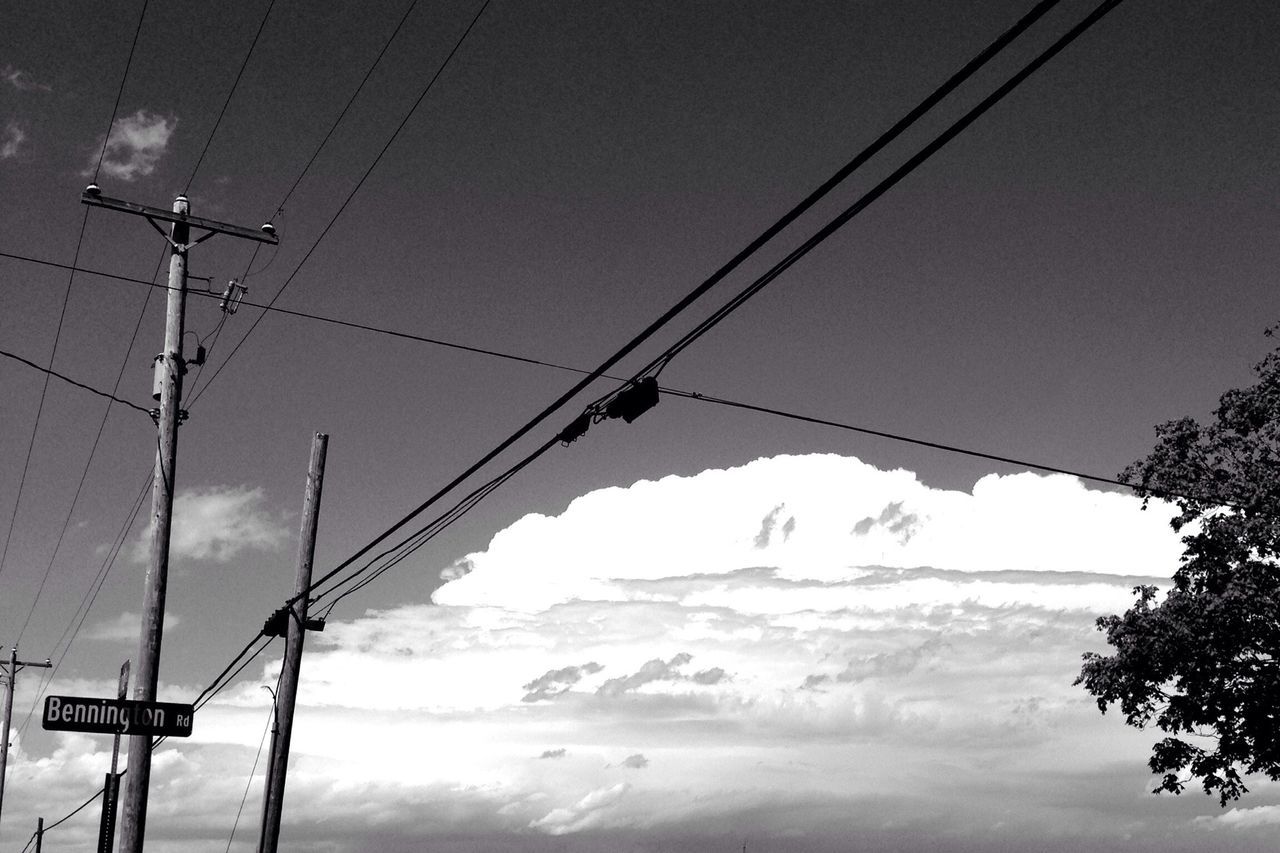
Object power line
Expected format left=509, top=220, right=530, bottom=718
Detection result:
left=91, top=0, right=151, bottom=183
left=184, top=0, right=280, bottom=193
left=268, top=0, right=423, bottom=218
left=0, top=347, right=153, bottom=416
left=189, top=0, right=494, bottom=407
left=2, top=249, right=606, bottom=379
left=11, top=246, right=167, bottom=730
left=223, top=690, right=275, bottom=852
left=0, top=208, right=92, bottom=586
left=289, top=0, right=1097, bottom=610
left=667, top=389, right=1132, bottom=489
left=16, top=471, right=153, bottom=739
left=628, top=0, right=1127, bottom=387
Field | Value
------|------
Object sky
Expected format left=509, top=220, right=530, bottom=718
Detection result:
left=1, top=0, right=1279, bottom=850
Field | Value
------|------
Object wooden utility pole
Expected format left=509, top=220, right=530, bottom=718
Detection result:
left=0, top=646, right=51, bottom=839
left=34, top=816, right=42, bottom=853
left=258, top=433, right=328, bottom=853
left=82, top=186, right=277, bottom=853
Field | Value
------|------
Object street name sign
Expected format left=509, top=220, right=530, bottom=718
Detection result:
left=42, top=695, right=194, bottom=737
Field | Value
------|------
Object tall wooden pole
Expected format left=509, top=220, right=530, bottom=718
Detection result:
left=78, top=186, right=277, bottom=852
left=259, top=433, right=328, bottom=853
left=119, top=195, right=188, bottom=853
left=0, top=647, right=51, bottom=840
left=0, top=646, right=15, bottom=838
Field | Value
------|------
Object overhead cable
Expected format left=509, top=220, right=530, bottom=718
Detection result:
left=293, top=0, right=1105, bottom=608
left=188, top=0, right=494, bottom=407
left=184, top=0, right=280, bottom=192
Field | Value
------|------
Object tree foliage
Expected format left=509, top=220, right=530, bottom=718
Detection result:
left=1077, top=329, right=1280, bottom=805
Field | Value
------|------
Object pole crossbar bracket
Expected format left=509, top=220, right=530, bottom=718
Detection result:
left=82, top=191, right=279, bottom=246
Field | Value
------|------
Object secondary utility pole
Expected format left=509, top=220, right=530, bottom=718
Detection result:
left=259, top=433, right=328, bottom=853
left=82, top=185, right=277, bottom=853
left=0, top=647, right=51, bottom=839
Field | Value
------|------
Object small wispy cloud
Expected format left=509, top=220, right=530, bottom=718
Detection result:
left=619, top=753, right=648, bottom=769
left=596, top=652, right=691, bottom=697
left=133, top=485, right=287, bottom=563
left=538, top=748, right=566, bottom=759
left=90, top=109, right=176, bottom=181
left=521, top=662, right=604, bottom=702
left=3, top=65, right=51, bottom=93
left=1, top=121, right=26, bottom=159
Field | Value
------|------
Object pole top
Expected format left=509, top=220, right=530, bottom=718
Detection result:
left=173, top=195, right=190, bottom=215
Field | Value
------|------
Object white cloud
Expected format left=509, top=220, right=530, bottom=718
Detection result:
left=1, top=120, right=26, bottom=159
left=433, top=455, right=1182, bottom=611
left=84, top=609, right=181, bottom=642
left=91, top=109, right=175, bottom=181
left=1195, top=804, right=1280, bottom=830
left=14, top=455, right=1254, bottom=851
left=3, top=65, right=51, bottom=92
left=133, top=484, right=288, bottom=563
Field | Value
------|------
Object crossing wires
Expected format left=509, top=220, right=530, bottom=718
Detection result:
left=0, top=0, right=151, bottom=590
left=293, top=0, right=1117, bottom=613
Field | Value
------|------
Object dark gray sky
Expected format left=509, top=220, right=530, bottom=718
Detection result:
left=2, top=1, right=1279, bottom=850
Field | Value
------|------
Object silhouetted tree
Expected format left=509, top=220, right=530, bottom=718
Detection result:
left=1077, top=328, right=1280, bottom=805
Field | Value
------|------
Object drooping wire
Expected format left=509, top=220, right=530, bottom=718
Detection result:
left=1, top=246, right=1210, bottom=506
left=3, top=249, right=610, bottom=378
left=184, top=0, right=280, bottom=193
left=0, top=348, right=152, bottom=416
left=188, top=0, right=494, bottom=408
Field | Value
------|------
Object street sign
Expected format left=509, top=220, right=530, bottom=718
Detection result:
left=42, top=696, right=193, bottom=737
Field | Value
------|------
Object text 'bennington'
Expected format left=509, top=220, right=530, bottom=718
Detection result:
left=42, top=695, right=194, bottom=737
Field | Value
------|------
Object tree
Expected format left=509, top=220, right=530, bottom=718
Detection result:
left=1077, top=328, right=1280, bottom=805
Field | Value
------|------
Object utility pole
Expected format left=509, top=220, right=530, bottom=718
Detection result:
left=34, top=816, right=42, bottom=853
left=82, top=186, right=277, bottom=853
left=0, top=646, right=51, bottom=839
left=259, top=433, right=328, bottom=853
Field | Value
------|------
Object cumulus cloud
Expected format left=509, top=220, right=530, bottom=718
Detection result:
left=433, top=455, right=1182, bottom=612
left=133, top=484, right=288, bottom=563
left=91, top=109, right=175, bottom=181
left=619, top=753, right=648, bottom=769
left=3, top=65, right=51, bottom=92
left=84, top=610, right=180, bottom=642
left=530, top=783, right=630, bottom=835
left=15, top=455, right=1216, bottom=851
left=1, top=121, right=26, bottom=159
left=522, top=662, right=604, bottom=702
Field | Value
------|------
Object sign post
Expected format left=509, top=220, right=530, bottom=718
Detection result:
left=98, top=662, right=130, bottom=853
